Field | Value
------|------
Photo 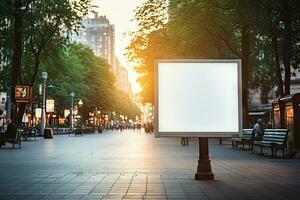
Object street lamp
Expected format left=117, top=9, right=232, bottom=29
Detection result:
left=76, top=99, right=83, bottom=127
left=40, top=72, right=48, bottom=136
left=97, top=110, right=101, bottom=126
left=78, top=99, right=83, bottom=107
left=70, top=92, right=75, bottom=132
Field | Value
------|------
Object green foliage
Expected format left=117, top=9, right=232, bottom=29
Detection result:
left=128, top=0, right=300, bottom=104
left=0, top=0, right=13, bottom=90
left=0, top=0, right=140, bottom=121
left=114, top=91, right=141, bottom=119
left=0, top=0, right=92, bottom=86
left=20, top=0, right=92, bottom=85
left=0, top=67, right=10, bottom=91
left=41, top=44, right=88, bottom=106
left=40, top=43, right=140, bottom=119
left=0, top=0, right=92, bottom=124
left=127, top=0, right=169, bottom=102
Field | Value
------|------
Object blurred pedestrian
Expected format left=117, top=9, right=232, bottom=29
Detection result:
left=181, top=137, right=189, bottom=146
left=149, top=122, right=154, bottom=133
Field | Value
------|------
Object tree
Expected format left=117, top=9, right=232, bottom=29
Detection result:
left=40, top=44, right=89, bottom=106
left=128, top=0, right=300, bottom=128
left=249, top=36, right=278, bottom=104
left=129, top=0, right=253, bottom=126
left=268, top=0, right=300, bottom=96
left=188, top=0, right=263, bottom=127
left=0, top=0, right=91, bottom=125
left=0, top=1, right=13, bottom=74
left=40, top=43, right=140, bottom=121
left=127, top=0, right=169, bottom=103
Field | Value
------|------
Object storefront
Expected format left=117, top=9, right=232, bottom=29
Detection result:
left=280, top=94, right=300, bottom=149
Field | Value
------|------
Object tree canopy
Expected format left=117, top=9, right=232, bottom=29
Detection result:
left=35, top=43, right=141, bottom=121
left=0, top=0, right=140, bottom=124
left=127, top=0, right=300, bottom=127
left=0, top=0, right=91, bottom=124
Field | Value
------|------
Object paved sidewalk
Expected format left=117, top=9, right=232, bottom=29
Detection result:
left=0, top=130, right=299, bottom=199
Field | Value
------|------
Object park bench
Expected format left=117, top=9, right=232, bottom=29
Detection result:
left=22, top=126, right=38, bottom=141
left=74, top=127, right=95, bottom=135
left=232, top=129, right=254, bottom=150
left=0, top=129, right=22, bottom=149
left=83, top=127, right=95, bottom=134
left=253, top=129, right=289, bottom=157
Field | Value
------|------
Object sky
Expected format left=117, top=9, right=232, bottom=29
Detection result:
left=91, top=0, right=146, bottom=93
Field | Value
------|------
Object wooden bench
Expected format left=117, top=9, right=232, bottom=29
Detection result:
left=0, top=129, right=22, bottom=149
left=253, top=129, right=289, bottom=157
left=22, top=126, right=38, bottom=141
left=74, top=127, right=95, bottom=135
left=232, top=129, right=254, bottom=150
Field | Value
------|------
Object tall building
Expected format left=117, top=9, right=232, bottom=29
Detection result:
left=72, top=13, right=133, bottom=97
left=291, top=68, right=300, bottom=94
left=114, top=57, right=132, bottom=95
left=71, top=13, right=115, bottom=65
left=117, top=68, right=131, bottom=94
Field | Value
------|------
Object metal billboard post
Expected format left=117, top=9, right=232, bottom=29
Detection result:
left=195, top=137, right=214, bottom=180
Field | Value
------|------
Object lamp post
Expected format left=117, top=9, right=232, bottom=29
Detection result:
left=94, top=107, right=98, bottom=127
left=70, top=92, right=75, bottom=132
left=78, top=99, right=83, bottom=107
left=77, top=99, right=83, bottom=127
left=97, top=110, right=101, bottom=126
left=40, top=72, right=48, bottom=136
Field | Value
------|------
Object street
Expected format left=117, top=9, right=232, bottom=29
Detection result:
left=0, top=130, right=299, bottom=199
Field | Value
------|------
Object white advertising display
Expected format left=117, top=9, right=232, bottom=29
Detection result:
left=35, top=108, right=42, bottom=119
left=64, top=109, right=70, bottom=118
left=46, top=99, right=55, bottom=113
left=155, top=59, right=242, bottom=137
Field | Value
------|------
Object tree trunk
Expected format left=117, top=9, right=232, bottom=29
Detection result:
left=11, top=0, right=23, bottom=124
left=271, top=26, right=284, bottom=97
left=241, top=24, right=250, bottom=128
left=16, top=103, right=26, bottom=126
left=282, top=0, right=292, bottom=95
left=16, top=54, right=40, bottom=127
left=30, top=53, right=40, bottom=85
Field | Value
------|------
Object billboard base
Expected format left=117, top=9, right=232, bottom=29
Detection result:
left=195, top=172, right=214, bottom=180
left=195, top=138, right=214, bottom=180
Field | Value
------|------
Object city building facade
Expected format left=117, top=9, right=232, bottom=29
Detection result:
left=71, top=13, right=133, bottom=97
left=71, top=13, right=115, bottom=66
left=291, top=68, right=300, bottom=94
left=114, top=57, right=132, bottom=95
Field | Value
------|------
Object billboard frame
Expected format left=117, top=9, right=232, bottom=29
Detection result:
left=154, top=59, right=242, bottom=138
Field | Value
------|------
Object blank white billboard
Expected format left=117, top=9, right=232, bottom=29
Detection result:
left=155, top=59, right=242, bottom=137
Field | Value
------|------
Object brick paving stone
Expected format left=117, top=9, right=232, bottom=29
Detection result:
left=0, top=130, right=299, bottom=199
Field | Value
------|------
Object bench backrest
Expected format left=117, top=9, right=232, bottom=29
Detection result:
left=30, top=127, right=37, bottom=134
left=24, top=126, right=37, bottom=133
left=242, top=130, right=253, bottom=139
left=262, top=131, right=288, bottom=145
left=243, top=129, right=288, bottom=132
